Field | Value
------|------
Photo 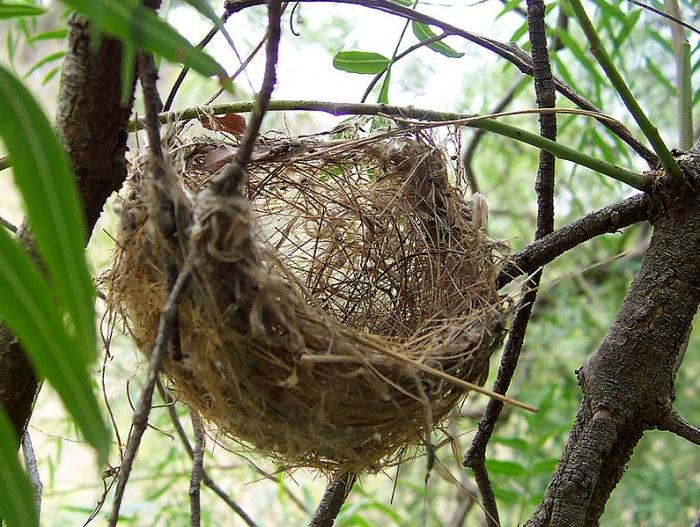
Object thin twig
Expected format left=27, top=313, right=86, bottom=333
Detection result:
left=498, top=193, right=651, bottom=288
left=308, top=471, right=356, bottom=527
left=569, top=0, right=682, bottom=181
left=189, top=413, right=205, bottom=527
left=107, top=262, right=192, bottom=526
left=131, top=100, right=647, bottom=189
left=0, top=216, right=18, bottom=234
left=657, top=410, right=700, bottom=447
left=210, top=0, right=283, bottom=197
left=0, top=155, right=9, bottom=172
left=361, top=32, right=449, bottom=103
left=163, top=10, right=233, bottom=112
left=465, top=3, right=556, bottom=524
left=21, top=431, right=42, bottom=525
left=462, top=79, right=525, bottom=192
left=224, top=0, right=658, bottom=165
left=627, top=0, right=700, bottom=37
left=156, top=381, right=259, bottom=527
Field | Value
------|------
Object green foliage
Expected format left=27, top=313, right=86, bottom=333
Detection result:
left=0, top=3, right=46, bottom=19
left=411, top=21, right=463, bottom=58
left=333, top=50, right=391, bottom=74
left=60, top=0, right=229, bottom=84
left=0, top=64, right=109, bottom=460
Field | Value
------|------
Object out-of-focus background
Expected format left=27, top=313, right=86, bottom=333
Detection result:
left=1, top=1, right=699, bottom=525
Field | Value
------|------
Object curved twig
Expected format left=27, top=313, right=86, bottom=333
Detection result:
left=223, top=0, right=657, bottom=165
left=308, top=471, right=357, bottom=527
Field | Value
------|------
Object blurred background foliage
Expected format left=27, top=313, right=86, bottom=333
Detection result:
left=1, top=0, right=699, bottom=525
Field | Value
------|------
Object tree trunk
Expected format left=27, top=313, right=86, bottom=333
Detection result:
left=0, top=15, right=133, bottom=440
left=527, top=151, right=700, bottom=526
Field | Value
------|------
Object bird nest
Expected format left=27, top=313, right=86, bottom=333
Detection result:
left=107, top=129, right=508, bottom=473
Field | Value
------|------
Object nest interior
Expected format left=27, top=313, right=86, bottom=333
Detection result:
left=108, top=129, right=507, bottom=473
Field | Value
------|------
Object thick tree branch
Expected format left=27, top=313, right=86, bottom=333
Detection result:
left=308, top=472, right=357, bottom=527
left=527, top=187, right=700, bottom=526
left=224, top=0, right=657, bottom=165
left=0, top=15, right=135, bottom=440
left=498, top=194, right=651, bottom=288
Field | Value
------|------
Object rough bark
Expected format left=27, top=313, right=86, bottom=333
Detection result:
left=0, top=16, right=133, bottom=439
left=527, top=156, right=700, bottom=526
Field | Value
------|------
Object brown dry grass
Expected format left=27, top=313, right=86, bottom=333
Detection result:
left=107, top=129, right=507, bottom=473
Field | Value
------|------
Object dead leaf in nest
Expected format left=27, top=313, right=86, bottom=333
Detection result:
left=200, top=113, right=247, bottom=136
left=201, top=144, right=237, bottom=172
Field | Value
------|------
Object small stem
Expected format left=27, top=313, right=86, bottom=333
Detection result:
left=189, top=413, right=204, bottom=527
left=21, top=431, right=42, bottom=525
left=664, top=0, right=693, bottom=150
left=131, top=100, right=647, bottom=189
left=568, top=0, right=682, bottom=181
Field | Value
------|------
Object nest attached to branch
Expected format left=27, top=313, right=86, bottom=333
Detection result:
left=108, top=129, right=507, bottom=473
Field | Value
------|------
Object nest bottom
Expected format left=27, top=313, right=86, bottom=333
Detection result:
left=109, top=134, right=506, bottom=472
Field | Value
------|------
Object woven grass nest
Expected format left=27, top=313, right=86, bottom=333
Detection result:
left=108, top=128, right=508, bottom=473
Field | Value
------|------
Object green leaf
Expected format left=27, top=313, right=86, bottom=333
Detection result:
left=645, top=58, right=675, bottom=95
left=0, top=64, right=96, bottom=365
left=530, top=458, right=559, bottom=475
left=25, top=50, right=65, bottom=78
left=378, top=70, right=390, bottom=104
left=182, top=0, right=219, bottom=24
left=27, top=28, right=68, bottom=43
left=0, top=409, right=38, bottom=527
left=411, top=21, right=463, bottom=58
left=491, top=436, right=530, bottom=451
left=60, top=0, right=227, bottom=82
left=0, top=227, right=109, bottom=463
left=485, top=459, right=526, bottom=476
left=492, top=484, right=520, bottom=504
left=390, top=0, right=413, bottom=6
left=333, top=51, right=390, bottom=74
left=0, top=3, right=47, bottom=19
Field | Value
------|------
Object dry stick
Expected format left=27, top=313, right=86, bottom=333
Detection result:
left=209, top=0, right=283, bottom=197
left=156, top=381, right=259, bottom=527
left=107, top=262, right=191, bottom=526
left=163, top=10, right=233, bottom=112
left=0, top=216, right=18, bottom=234
left=223, top=0, right=657, bottom=166
left=189, top=413, right=205, bottom=527
left=21, top=431, right=42, bottom=525
left=464, top=3, right=556, bottom=525
left=308, top=471, right=357, bottom=527
left=462, top=79, right=525, bottom=193
left=498, top=193, right=651, bottom=289
left=361, top=32, right=449, bottom=103
left=108, top=52, right=189, bottom=526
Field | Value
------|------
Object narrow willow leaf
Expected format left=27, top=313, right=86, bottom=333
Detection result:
left=378, top=70, right=390, bottom=104
left=183, top=0, right=219, bottom=24
left=485, top=459, right=527, bottom=476
left=61, top=0, right=227, bottom=82
left=0, top=409, right=37, bottom=527
left=25, top=50, right=65, bottom=78
left=0, top=4, right=47, bottom=19
left=27, top=28, right=68, bottom=43
left=0, top=64, right=96, bottom=364
left=411, top=21, right=463, bottom=58
left=333, top=51, right=390, bottom=74
left=0, top=227, right=110, bottom=463
left=390, top=0, right=413, bottom=6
